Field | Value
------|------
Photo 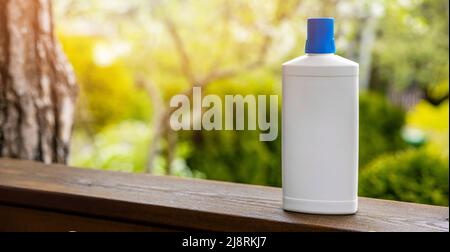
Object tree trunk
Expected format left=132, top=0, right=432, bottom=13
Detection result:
left=0, top=0, right=78, bottom=164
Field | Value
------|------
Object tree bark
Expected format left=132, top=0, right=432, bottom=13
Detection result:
left=0, top=0, right=78, bottom=164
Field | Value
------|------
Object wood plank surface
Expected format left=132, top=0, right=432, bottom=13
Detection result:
left=0, top=158, right=448, bottom=232
left=0, top=205, right=173, bottom=232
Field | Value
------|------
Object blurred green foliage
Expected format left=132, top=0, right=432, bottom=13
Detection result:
left=70, top=121, right=151, bottom=173
left=406, top=100, right=449, bottom=155
left=60, top=36, right=152, bottom=131
left=180, top=71, right=282, bottom=186
left=359, top=147, right=449, bottom=206
left=359, top=93, right=406, bottom=167
left=181, top=130, right=281, bottom=186
left=373, top=0, right=449, bottom=91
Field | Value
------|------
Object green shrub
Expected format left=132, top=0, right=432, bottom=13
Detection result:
left=359, top=93, right=406, bottom=168
left=359, top=148, right=449, bottom=206
left=182, top=128, right=282, bottom=187
left=406, top=100, right=449, bottom=155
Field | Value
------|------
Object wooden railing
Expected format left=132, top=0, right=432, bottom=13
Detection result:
left=0, top=158, right=448, bottom=232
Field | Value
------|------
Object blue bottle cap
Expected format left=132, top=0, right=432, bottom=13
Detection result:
left=305, top=18, right=336, bottom=54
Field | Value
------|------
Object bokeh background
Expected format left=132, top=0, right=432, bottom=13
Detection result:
left=53, top=0, right=449, bottom=206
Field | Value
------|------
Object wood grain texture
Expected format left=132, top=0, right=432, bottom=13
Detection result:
left=0, top=205, right=173, bottom=232
left=0, top=158, right=448, bottom=232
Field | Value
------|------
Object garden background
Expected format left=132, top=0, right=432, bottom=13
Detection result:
left=53, top=0, right=449, bottom=206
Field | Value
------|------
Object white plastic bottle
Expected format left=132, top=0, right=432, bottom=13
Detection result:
left=282, top=18, right=359, bottom=214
